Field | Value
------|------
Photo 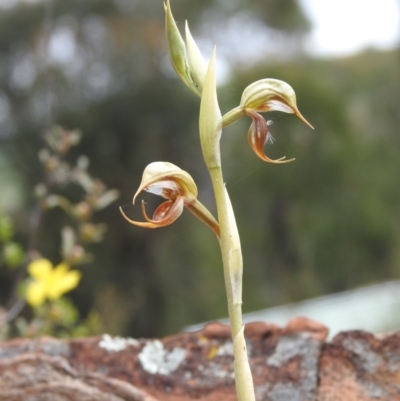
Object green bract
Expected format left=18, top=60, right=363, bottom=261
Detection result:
left=199, top=48, right=222, bottom=170
left=164, top=0, right=206, bottom=95
left=185, top=21, right=206, bottom=91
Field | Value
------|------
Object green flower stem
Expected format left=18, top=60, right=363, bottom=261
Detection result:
left=200, top=49, right=255, bottom=401
left=221, top=106, right=244, bottom=128
left=209, top=166, right=243, bottom=336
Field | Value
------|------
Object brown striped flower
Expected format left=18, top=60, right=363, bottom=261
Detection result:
left=222, top=79, right=314, bottom=163
left=120, top=162, right=220, bottom=237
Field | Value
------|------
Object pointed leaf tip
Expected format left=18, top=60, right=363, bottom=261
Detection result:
left=199, top=47, right=222, bottom=169
left=164, top=0, right=201, bottom=96
left=185, top=20, right=206, bottom=90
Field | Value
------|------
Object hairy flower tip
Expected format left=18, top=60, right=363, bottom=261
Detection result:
left=121, top=162, right=220, bottom=237
left=240, top=78, right=314, bottom=129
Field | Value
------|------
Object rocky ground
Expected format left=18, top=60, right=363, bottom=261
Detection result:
left=0, top=317, right=399, bottom=401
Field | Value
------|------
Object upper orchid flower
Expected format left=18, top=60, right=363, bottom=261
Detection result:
left=120, top=162, right=220, bottom=237
left=222, top=79, right=314, bottom=164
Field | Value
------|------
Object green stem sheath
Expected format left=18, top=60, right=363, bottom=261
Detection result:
left=209, top=166, right=243, bottom=338
left=199, top=49, right=255, bottom=401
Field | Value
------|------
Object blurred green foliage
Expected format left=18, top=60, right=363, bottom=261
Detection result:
left=0, top=124, right=117, bottom=339
left=2, top=297, right=103, bottom=340
left=0, top=208, right=25, bottom=269
left=0, top=0, right=399, bottom=338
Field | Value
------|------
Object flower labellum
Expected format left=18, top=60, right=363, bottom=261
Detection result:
left=120, top=162, right=220, bottom=237
left=246, top=111, right=290, bottom=163
left=222, top=78, right=313, bottom=164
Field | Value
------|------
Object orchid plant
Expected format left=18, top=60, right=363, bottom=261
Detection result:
left=120, top=2, right=313, bottom=400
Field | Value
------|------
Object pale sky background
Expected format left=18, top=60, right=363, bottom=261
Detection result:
left=0, top=0, right=399, bottom=58
left=300, top=0, right=400, bottom=56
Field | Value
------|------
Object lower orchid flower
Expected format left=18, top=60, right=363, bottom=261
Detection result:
left=120, top=162, right=220, bottom=238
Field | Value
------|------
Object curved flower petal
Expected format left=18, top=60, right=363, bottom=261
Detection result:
left=240, top=79, right=314, bottom=129
left=142, top=197, right=185, bottom=226
left=120, top=196, right=185, bottom=229
left=133, top=162, right=198, bottom=204
left=247, top=112, right=294, bottom=164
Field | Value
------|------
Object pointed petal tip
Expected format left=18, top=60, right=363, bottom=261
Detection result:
left=295, top=110, right=314, bottom=130
left=255, top=152, right=296, bottom=164
left=119, top=206, right=132, bottom=223
left=269, top=157, right=295, bottom=164
left=120, top=205, right=142, bottom=226
left=133, top=183, right=147, bottom=205
left=256, top=150, right=295, bottom=164
left=119, top=205, right=159, bottom=229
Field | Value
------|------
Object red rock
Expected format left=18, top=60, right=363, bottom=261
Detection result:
left=0, top=318, right=399, bottom=401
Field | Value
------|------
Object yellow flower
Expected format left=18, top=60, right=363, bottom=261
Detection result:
left=25, top=258, right=81, bottom=307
